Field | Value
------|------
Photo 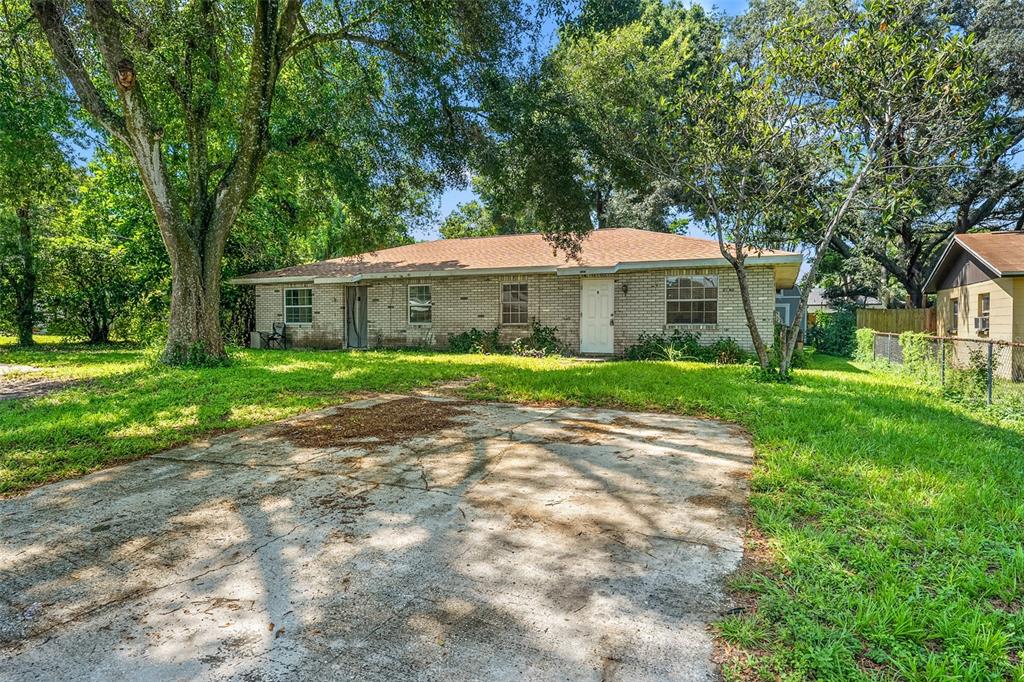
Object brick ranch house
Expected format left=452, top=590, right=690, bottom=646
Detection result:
left=231, top=228, right=802, bottom=355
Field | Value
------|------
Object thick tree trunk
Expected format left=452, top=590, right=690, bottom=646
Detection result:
left=15, top=207, right=35, bottom=347
left=161, top=237, right=226, bottom=363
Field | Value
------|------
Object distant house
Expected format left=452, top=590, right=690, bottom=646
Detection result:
left=806, top=287, right=882, bottom=314
left=775, top=286, right=807, bottom=335
left=925, top=232, right=1024, bottom=341
left=232, top=228, right=802, bottom=355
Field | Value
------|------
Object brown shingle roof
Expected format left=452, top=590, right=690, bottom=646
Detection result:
left=234, top=228, right=801, bottom=282
left=954, top=232, right=1024, bottom=275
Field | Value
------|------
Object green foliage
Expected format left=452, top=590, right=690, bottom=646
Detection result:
left=41, top=152, right=168, bottom=343
left=439, top=196, right=531, bottom=240
left=447, top=321, right=565, bottom=357
left=468, top=0, right=714, bottom=244
left=509, top=321, right=565, bottom=357
left=822, top=0, right=1024, bottom=305
left=623, top=329, right=747, bottom=365
left=447, top=327, right=502, bottom=354
left=898, top=331, right=935, bottom=378
left=854, top=327, right=876, bottom=363
left=807, top=309, right=857, bottom=357
left=943, top=347, right=996, bottom=404
left=0, top=0, right=76, bottom=344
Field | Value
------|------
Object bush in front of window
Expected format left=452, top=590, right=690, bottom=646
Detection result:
left=510, top=321, right=564, bottom=357
left=447, top=320, right=565, bottom=357
left=623, top=329, right=747, bottom=364
left=447, top=327, right=502, bottom=354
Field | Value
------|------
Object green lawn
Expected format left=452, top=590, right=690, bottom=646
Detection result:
left=1, top=339, right=1022, bottom=680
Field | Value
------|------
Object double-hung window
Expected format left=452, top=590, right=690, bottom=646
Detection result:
left=950, top=298, right=959, bottom=333
left=666, top=276, right=718, bottom=325
left=409, top=284, right=432, bottom=324
left=501, top=283, right=528, bottom=325
left=284, top=288, right=313, bottom=324
left=978, top=293, right=990, bottom=334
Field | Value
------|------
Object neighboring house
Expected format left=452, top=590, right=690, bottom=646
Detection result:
left=231, top=228, right=802, bottom=355
left=806, top=287, right=882, bottom=314
left=775, top=286, right=807, bottom=336
left=925, top=232, right=1024, bottom=342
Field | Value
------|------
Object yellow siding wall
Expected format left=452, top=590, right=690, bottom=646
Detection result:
left=1016, top=278, right=1024, bottom=342
left=936, top=278, right=1016, bottom=341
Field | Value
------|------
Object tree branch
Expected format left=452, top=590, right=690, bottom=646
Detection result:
left=282, top=7, right=381, bottom=62
left=30, top=0, right=127, bottom=141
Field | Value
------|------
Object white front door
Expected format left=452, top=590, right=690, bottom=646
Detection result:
left=580, top=279, right=614, bottom=354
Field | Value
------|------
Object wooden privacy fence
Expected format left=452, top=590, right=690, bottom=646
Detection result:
left=856, top=308, right=936, bottom=334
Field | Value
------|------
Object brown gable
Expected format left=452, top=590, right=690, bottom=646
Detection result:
left=955, top=232, right=1024, bottom=276
left=234, top=228, right=801, bottom=282
left=926, top=232, right=1024, bottom=293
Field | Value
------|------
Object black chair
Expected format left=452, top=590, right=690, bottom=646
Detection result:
left=260, top=322, right=287, bottom=349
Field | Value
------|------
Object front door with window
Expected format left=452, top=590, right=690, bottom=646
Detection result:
left=346, top=286, right=368, bottom=348
left=580, top=279, right=614, bottom=354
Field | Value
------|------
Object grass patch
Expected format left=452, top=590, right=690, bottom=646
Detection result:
left=1, top=339, right=1022, bottom=678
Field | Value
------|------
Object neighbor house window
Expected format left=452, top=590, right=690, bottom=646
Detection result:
left=978, top=293, right=990, bottom=333
left=409, top=284, right=432, bottom=324
left=950, top=298, right=959, bottom=333
left=284, top=288, right=313, bottom=324
left=666, top=275, right=718, bottom=324
left=501, top=283, right=528, bottom=325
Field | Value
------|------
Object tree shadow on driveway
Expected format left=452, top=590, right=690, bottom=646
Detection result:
left=0, top=395, right=752, bottom=681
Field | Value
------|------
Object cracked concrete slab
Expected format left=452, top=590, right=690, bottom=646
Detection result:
left=0, top=396, right=752, bottom=681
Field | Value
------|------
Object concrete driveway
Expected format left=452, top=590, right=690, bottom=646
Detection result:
left=0, top=395, right=752, bottom=681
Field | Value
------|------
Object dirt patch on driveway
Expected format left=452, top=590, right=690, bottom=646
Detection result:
left=0, top=396, right=752, bottom=681
left=271, top=397, right=468, bottom=446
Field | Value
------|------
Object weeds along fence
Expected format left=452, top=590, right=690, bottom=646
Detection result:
left=865, top=330, right=1024, bottom=411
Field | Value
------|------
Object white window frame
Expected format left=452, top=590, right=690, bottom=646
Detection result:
left=283, top=287, right=313, bottom=325
left=666, top=275, right=718, bottom=325
left=501, top=282, right=529, bottom=326
left=408, top=284, right=433, bottom=324
left=950, top=297, right=959, bottom=333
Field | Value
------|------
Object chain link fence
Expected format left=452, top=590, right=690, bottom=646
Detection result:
left=871, top=332, right=1024, bottom=410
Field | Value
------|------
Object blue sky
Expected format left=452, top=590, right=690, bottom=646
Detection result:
left=423, top=0, right=750, bottom=241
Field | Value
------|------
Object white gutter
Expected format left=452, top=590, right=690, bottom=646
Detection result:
left=554, top=255, right=801, bottom=276
left=311, top=264, right=557, bottom=284
left=227, top=275, right=317, bottom=285
left=230, top=254, right=803, bottom=286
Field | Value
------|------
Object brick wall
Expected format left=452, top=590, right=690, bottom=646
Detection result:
left=612, top=266, right=775, bottom=354
left=363, top=273, right=582, bottom=350
left=253, top=265, right=777, bottom=354
left=254, top=283, right=346, bottom=348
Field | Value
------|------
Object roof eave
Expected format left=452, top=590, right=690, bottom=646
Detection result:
left=228, top=275, right=317, bottom=285
left=231, top=254, right=803, bottom=285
